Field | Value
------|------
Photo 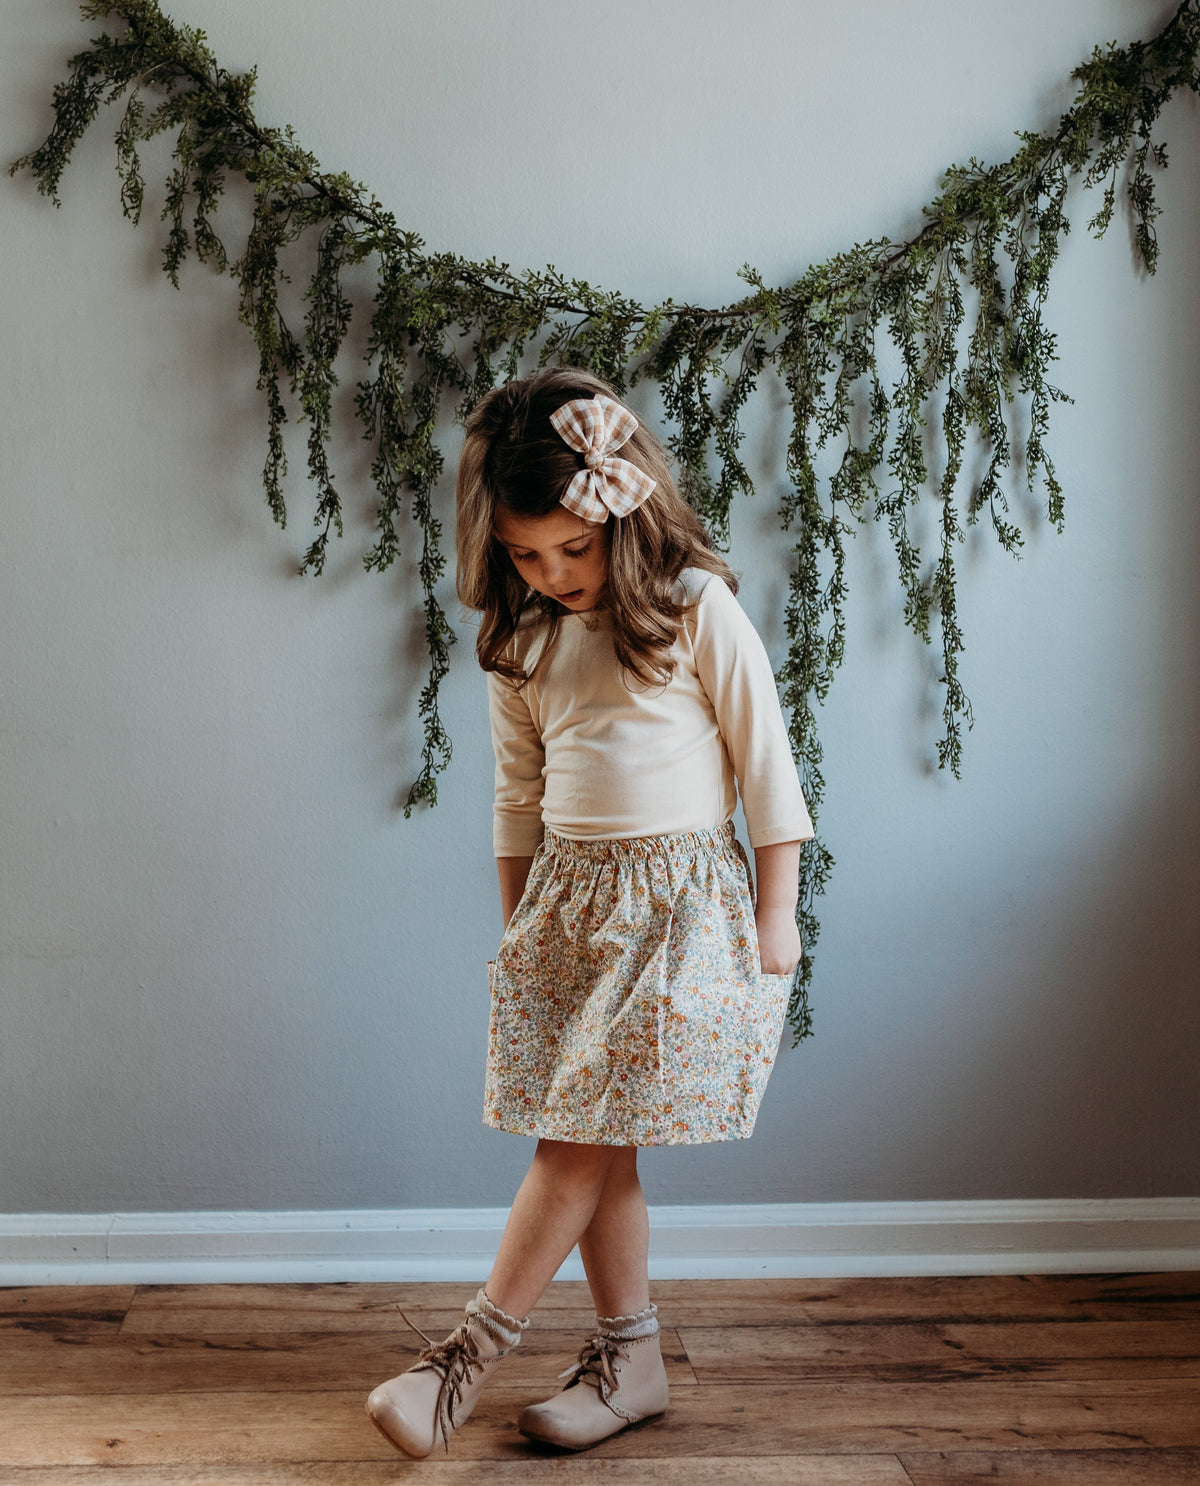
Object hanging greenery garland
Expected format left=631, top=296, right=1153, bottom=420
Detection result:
left=11, top=0, right=1200, bottom=1040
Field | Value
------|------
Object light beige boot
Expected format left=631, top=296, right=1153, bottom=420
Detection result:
left=366, top=1289, right=528, bottom=1458
left=518, top=1302, right=668, bottom=1450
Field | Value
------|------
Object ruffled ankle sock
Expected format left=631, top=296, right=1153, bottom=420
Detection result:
left=465, top=1288, right=530, bottom=1351
left=596, top=1301, right=659, bottom=1342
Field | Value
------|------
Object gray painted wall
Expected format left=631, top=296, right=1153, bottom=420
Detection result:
left=2, top=0, right=1197, bottom=1215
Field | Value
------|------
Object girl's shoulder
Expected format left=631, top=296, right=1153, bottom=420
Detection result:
left=675, top=566, right=721, bottom=603
left=513, top=602, right=551, bottom=636
left=674, top=566, right=737, bottom=612
left=502, top=602, right=563, bottom=679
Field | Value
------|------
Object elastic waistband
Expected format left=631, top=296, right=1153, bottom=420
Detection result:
left=540, top=821, right=739, bottom=866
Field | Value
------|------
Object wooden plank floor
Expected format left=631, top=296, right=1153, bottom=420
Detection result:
left=1, top=1274, right=1198, bottom=1483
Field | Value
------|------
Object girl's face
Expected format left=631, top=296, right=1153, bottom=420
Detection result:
left=494, top=505, right=610, bottom=612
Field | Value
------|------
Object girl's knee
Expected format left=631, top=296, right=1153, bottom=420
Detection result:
left=533, top=1138, right=620, bottom=1182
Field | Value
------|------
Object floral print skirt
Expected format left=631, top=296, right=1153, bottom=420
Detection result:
left=484, top=823, right=791, bottom=1146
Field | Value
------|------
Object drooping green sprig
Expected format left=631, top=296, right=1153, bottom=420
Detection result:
left=13, top=0, right=1200, bottom=1040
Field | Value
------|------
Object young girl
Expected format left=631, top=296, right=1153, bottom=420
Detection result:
left=366, top=368, right=814, bottom=1457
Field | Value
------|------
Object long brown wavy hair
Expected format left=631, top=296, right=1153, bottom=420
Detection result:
left=457, top=368, right=736, bottom=686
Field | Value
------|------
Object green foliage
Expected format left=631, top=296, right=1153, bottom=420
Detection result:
left=12, top=0, right=1200, bottom=1040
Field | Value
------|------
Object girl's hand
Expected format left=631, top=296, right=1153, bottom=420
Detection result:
left=497, top=856, right=535, bottom=927
left=755, top=905, right=802, bottom=977
left=751, top=839, right=805, bottom=976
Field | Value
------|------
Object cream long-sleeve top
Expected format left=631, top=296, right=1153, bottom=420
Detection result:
left=487, top=568, right=815, bottom=856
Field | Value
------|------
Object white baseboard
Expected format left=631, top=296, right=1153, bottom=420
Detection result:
left=1, top=1199, right=1197, bottom=1286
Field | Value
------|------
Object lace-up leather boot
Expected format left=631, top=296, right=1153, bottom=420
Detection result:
left=366, top=1288, right=528, bottom=1458
left=518, top=1302, right=668, bottom=1450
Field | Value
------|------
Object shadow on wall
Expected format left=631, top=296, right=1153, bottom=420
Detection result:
left=893, top=778, right=1200, bottom=1199
left=641, top=766, right=1200, bottom=1208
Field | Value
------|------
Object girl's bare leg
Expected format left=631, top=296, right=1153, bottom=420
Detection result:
left=368, top=1141, right=650, bottom=1459
left=577, top=1147, right=651, bottom=1319
left=484, top=1138, right=621, bottom=1320
left=516, top=1146, right=666, bottom=1449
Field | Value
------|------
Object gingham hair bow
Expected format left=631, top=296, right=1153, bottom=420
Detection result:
left=549, top=395, right=657, bottom=522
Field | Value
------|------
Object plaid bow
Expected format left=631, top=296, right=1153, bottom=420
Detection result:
left=550, top=395, right=657, bottom=522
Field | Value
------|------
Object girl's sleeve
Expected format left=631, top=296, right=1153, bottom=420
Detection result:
left=486, top=669, right=547, bottom=857
left=690, top=576, right=815, bottom=849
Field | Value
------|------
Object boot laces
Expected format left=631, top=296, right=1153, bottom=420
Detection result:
left=559, top=1332, right=629, bottom=1397
left=398, top=1311, right=487, bottom=1448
